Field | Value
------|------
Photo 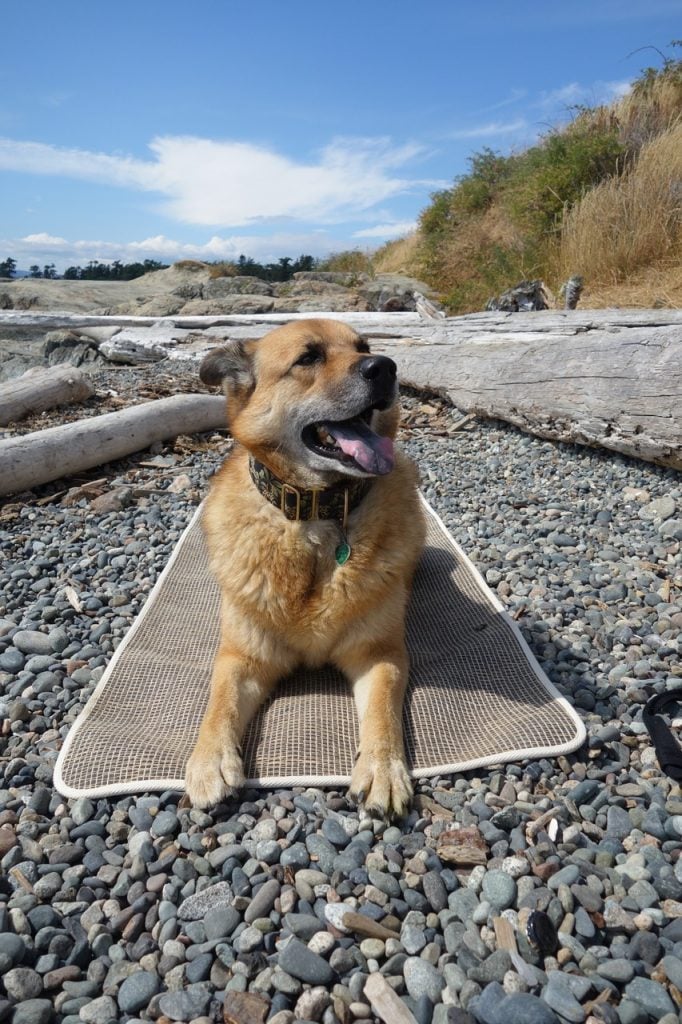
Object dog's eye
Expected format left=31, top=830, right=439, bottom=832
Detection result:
left=294, top=348, right=322, bottom=367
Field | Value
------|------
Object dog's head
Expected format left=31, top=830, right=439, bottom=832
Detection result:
left=200, top=319, right=400, bottom=487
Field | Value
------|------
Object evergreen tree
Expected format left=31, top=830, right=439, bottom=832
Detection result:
left=0, top=257, right=16, bottom=278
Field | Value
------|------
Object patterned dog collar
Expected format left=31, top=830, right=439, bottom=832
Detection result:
left=249, top=457, right=372, bottom=526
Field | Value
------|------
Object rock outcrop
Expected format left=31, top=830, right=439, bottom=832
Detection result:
left=0, top=266, right=440, bottom=378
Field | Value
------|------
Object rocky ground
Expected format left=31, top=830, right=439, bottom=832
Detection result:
left=0, top=363, right=681, bottom=1024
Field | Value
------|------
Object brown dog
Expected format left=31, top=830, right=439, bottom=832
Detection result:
left=185, top=318, right=425, bottom=817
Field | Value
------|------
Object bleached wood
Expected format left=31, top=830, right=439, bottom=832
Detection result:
left=0, top=365, right=94, bottom=426
left=372, top=313, right=682, bottom=471
left=364, top=973, right=419, bottom=1024
left=2, top=308, right=680, bottom=469
left=0, top=394, right=226, bottom=496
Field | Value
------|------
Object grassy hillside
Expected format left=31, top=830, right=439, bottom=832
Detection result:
left=373, top=53, right=682, bottom=313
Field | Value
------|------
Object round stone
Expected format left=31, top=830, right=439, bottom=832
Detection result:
left=3, top=967, right=43, bottom=1001
left=79, top=995, right=119, bottom=1024
left=481, top=869, right=517, bottom=910
left=277, top=938, right=335, bottom=985
left=117, top=970, right=161, bottom=1014
left=403, top=957, right=445, bottom=1003
left=11, top=630, right=53, bottom=656
left=150, top=810, right=180, bottom=837
left=158, top=987, right=212, bottom=1021
left=624, top=977, right=675, bottom=1019
left=10, top=1000, right=54, bottom=1024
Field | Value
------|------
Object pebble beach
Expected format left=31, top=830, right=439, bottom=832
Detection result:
left=1, top=365, right=681, bottom=1024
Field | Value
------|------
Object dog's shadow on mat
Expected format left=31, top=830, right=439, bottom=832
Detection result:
left=240, top=542, right=574, bottom=779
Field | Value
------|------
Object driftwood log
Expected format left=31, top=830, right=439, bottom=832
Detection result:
left=0, top=364, right=94, bottom=426
left=0, top=394, right=226, bottom=497
left=371, top=311, right=682, bottom=471
left=2, top=308, right=681, bottom=470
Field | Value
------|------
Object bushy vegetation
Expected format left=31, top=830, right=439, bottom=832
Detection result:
left=377, top=47, right=682, bottom=312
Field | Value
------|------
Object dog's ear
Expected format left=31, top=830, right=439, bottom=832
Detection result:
left=199, top=342, right=254, bottom=391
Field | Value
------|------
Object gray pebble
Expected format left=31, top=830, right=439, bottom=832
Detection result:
left=177, top=882, right=233, bottom=920
left=11, top=630, right=53, bottom=656
left=158, top=985, right=212, bottom=1021
left=10, top=1000, right=54, bottom=1024
left=277, top=937, right=335, bottom=985
left=481, top=870, right=516, bottom=910
left=3, top=967, right=43, bottom=1001
left=623, top=977, right=675, bottom=1018
left=150, top=810, right=179, bottom=837
left=404, top=957, right=445, bottom=1003
left=78, top=995, right=119, bottom=1024
left=117, top=971, right=161, bottom=1014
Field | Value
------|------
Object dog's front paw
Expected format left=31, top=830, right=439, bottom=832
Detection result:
left=185, top=742, right=245, bottom=809
left=349, top=749, right=412, bottom=820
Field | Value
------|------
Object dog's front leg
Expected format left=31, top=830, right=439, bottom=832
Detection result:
left=185, top=646, right=280, bottom=809
left=336, top=643, right=412, bottom=819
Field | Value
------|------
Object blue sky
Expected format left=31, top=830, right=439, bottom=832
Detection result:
left=1, top=0, right=680, bottom=271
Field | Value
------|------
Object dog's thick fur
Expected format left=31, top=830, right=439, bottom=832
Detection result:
left=185, top=319, right=425, bottom=817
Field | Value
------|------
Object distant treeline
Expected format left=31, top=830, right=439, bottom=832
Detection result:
left=0, top=254, right=323, bottom=282
left=62, top=259, right=169, bottom=280
left=227, top=254, right=317, bottom=281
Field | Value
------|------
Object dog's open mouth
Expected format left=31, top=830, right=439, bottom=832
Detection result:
left=302, top=408, right=395, bottom=476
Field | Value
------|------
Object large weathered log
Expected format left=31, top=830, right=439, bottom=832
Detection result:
left=0, top=365, right=94, bottom=426
left=0, top=394, right=226, bottom=496
left=370, top=312, right=682, bottom=471
left=2, top=308, right=680, bottom=469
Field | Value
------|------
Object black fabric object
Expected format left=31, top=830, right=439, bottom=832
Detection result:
left=642, top=691, right=682, bottom=781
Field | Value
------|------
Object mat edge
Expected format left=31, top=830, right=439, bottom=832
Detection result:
left=51, top=722, right=588, bottom=799
left=53, top=502, right=206, bottom=799
left=419, top=494, right=587, bottom=746
left=55, top=494, right=587, bottom=800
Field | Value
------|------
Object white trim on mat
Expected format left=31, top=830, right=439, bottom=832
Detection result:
left=54, top=503, right=206, bottom=800
left=54, top=495, right=586, bottom=800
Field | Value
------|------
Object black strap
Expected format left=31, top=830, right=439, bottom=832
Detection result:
left=642, top=692, right=682, bottom=781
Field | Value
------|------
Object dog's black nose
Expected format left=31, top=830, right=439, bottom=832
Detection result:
left=358, top=355, right=397, bottom=383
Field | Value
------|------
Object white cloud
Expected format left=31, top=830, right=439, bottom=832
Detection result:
left=470, top=89, right=528, bottom=116
left=0, top=134, right=434, bottom=228
left=1, top=229, right=353, bottom=272
left=22, top=232, right=69, bottom=246
left=353, top=221, right=417, bottom=239
left=447, top=119, right=528, bottom=140
left=537, top=79, right=633, bottom=111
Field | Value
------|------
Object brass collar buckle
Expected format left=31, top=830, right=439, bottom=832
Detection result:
left=280, top=483, right=302, bottom=520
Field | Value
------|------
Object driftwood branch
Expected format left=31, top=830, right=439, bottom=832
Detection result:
left=0, top=394, right=226, bottom=496
left=0, top=365, right=94, bottom=426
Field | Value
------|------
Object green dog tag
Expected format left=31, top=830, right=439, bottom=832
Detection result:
left=335, top=541, right=351, bottom=565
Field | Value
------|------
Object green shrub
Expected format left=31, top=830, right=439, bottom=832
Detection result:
left=502, top=124, right=624, bottom=237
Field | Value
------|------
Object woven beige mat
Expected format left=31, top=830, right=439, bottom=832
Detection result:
left=54, top=498, right=585, bottom=798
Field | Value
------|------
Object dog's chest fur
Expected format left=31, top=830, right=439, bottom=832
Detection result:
left=202, top=449, right=423, bottom=655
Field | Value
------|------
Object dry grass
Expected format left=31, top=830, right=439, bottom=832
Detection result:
left=558, top=122, right=682, bottom=284
left=318, top=249, right=375, bottom=275
left=578, top=261, right=682, bottom=309
left=207, top=261, right=239, bottom=279
left=372, top=233, right=421, bottom=275
left=173, top=260, right=210, bottom=272
left=616, top=73, right=682, bottom=148
left=421, top=205, right=530, bottom=311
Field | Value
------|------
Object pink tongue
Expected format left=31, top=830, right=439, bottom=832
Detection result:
left=324, top=420, right=395, bottom=475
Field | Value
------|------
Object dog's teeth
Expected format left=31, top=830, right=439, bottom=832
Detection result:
left=316, top=425, right=336, bottom=447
